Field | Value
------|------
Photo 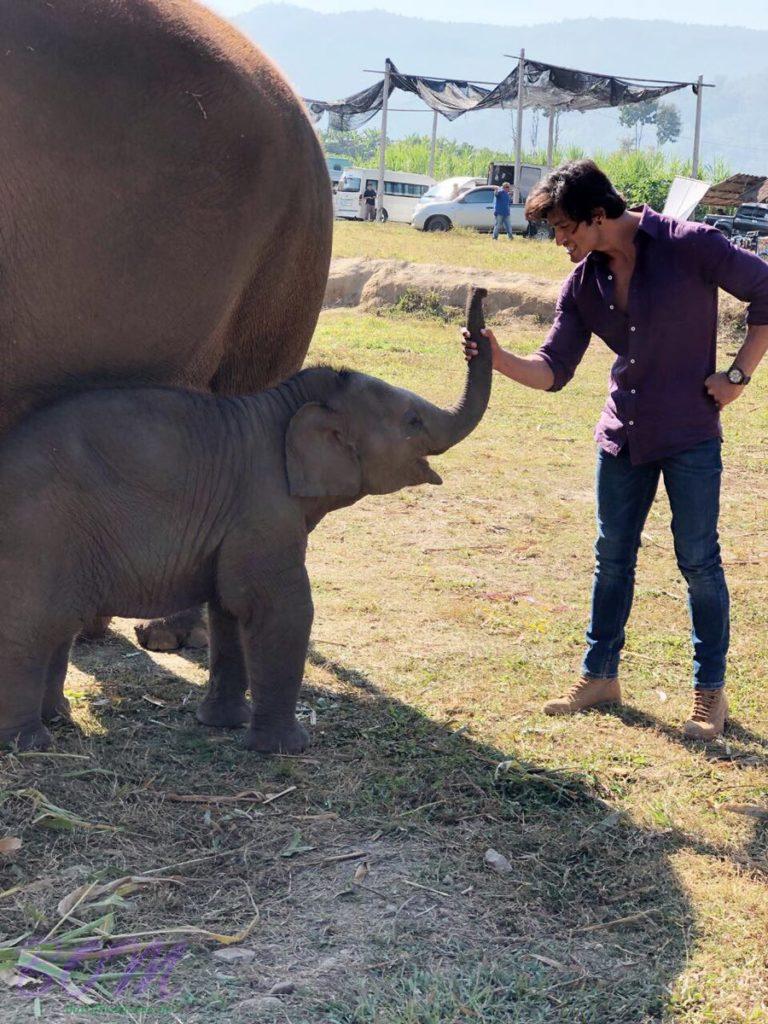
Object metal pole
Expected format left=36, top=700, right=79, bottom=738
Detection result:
left=692, top=74, right=704, bottom=178
left=429, top=110, right=438, bottom=178
left=513, top=49, right=525, bottom=203
left=546, top=110, right=555, bottom=172
left=376, top=58, right=392, bottom=221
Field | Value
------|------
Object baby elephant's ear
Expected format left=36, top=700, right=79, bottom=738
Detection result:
left=286, top=403, right=362, bottom=497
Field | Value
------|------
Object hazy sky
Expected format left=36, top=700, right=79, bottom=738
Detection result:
left=205, top=0, right=768, bottom=29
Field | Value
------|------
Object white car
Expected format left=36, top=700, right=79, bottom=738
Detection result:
left=410, top=185, right=530, bottom=233
left=413, top=176, right=486, bottom=212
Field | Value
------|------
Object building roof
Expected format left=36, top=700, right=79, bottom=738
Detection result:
left=700, top=174, right=767, bottom=208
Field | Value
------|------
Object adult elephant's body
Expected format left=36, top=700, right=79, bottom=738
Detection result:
left=0, top=0, right=332, bottom=438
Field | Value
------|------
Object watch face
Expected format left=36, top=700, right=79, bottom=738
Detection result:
left=727, top=367, right=743, bottom=384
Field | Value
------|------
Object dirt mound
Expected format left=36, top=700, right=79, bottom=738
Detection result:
left=324, top=257, right=560, bottom=321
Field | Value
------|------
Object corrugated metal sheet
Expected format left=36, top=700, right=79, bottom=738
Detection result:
left=700, top=174, right=767, bottom=208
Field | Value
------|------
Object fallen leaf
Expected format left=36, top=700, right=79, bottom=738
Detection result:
left=280, top=830, right=315, bottom=858
left=56, top=875, right=182, bottom=919
left=0, top=838, right=22, bottom=856
left=353, top=861, right=369, bottom=884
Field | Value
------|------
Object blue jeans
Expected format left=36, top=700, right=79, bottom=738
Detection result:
left=582, top=439, right=729, bottom=689
left=492, top=214, right=513, bottom=239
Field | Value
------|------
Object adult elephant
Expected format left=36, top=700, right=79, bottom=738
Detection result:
left=0, top=0, right=332, bottom=648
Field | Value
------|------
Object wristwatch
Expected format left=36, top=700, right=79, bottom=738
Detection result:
left=726, top=364, right=751, bottom=386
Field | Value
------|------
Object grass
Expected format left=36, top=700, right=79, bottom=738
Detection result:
left=1, top=234, right=767, bottom=1023
left=332, top=219, right=566, bottom=280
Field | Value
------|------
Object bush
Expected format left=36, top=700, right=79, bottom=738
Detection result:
left=390, top=287, right=456, bottom=321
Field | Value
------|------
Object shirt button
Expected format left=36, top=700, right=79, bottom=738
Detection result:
left=629, top=420, right=635, bottom=426
left=631, top=389, right=636, bottom=394
left=608, top=274, right=613, bottom=280
left=609, top=304, right=615, bottom=310
left=630, top=326, right=636, bottom=332
left=630, top=358, right=636, bottom=364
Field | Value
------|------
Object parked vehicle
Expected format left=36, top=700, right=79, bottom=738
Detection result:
left=487, top=161, right=544, bottom=200
left=410, top=184, right=529, bottom=233
left=703, top=203, right=768, bottom=238
left=334, top=167, right=436, bottom=223
left=414, top=176, right=486, bottom=211
left=326, top=155, right=352, bottom=189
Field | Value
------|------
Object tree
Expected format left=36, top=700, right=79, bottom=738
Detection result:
left=655, top=103, right=682, bottom=145
left=618, top=100, right=659, bottom=149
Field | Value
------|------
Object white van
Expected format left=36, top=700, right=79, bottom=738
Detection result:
left=334, top=167, right=436, bottom=223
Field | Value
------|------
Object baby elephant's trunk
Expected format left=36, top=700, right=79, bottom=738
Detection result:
left=427, top=286, right=493, bottom=454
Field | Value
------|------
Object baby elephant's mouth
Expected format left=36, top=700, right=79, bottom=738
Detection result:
left=416, top=457, right=442, bottom=485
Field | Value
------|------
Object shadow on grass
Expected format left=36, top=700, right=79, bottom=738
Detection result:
left=2, top=636, right=749, bottom=1022
left=600, top=701, right=768, bottom=768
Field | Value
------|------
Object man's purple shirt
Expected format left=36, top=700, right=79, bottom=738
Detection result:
left=537, top=205, right=768, bottom=464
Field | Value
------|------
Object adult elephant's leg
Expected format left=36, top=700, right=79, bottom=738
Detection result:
left=134, top=607, right=209, bottom=652
left=242, top=566, right=313, bottom=754
left=196, top=601, right=250, bottom=728
left=78, top=616, right=112, bottom=642
left=41, top=640, right=74, bottom=724
left=0, top=648, right=53, bottom=750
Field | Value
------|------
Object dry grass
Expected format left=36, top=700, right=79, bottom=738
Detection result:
left=332, top=219, right=567, bottom=280
left=1, top=240, right=767, bottom=1022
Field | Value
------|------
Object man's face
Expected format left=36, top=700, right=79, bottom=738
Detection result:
left=546, top=207, right=601, bottom=264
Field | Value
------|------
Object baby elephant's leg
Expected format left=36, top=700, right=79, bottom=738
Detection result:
left=241, top=565, right=313, bottom=754
left=0, top=646, right=54, bottom=750
left=134, top=607, right=208, bottom=652
left=41, top=641, right=74, bottom=724
left=196, top=601, right=250, bottom=728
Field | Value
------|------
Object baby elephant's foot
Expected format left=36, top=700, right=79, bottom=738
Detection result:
left=0, top=720, right=53, bottom=751
left=196, top=696, right=250, bottom=729
left=41, top=695, right=73, bottom=725
left=244, top=716, right=309, bottom=754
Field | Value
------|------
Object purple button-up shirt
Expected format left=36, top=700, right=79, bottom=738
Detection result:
left=537, top=205, right=768, bottom=464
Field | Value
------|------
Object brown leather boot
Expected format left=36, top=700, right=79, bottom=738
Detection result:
left=543, top=676, right=621, bottom=716
left=683, top=688, right=728, bottom=740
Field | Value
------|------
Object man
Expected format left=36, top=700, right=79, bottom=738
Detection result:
left=361, top=182, right=377, bottom=222
left=463, top=159, right=768, bottom=739
left=492, top=181, right=514, bottom=240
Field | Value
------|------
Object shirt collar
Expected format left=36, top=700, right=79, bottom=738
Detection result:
left=587, top=204, right=659, bottom=267
left=633, top=204, right=660, bottom=239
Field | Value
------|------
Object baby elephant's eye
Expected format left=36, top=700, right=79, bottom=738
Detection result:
left=407, top=412, right=424, bottom=430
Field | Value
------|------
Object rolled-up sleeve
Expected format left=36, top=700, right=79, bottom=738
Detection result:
left=695, top=227, right=768, bottom=325
left=537, top=274, right=592, bottom=392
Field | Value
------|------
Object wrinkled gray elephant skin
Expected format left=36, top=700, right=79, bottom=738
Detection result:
left=0, top=0, right=333, bottom=650
left=0, top=292, right=493, bottom=753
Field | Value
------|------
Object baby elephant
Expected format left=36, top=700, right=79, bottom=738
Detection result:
left=0, top=290, right=491, bottom=753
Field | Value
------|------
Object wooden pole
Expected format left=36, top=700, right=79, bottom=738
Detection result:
left=377, top=59, right=392, bottom=220
left=429, top=110, right=438, bottom=178
left=692, top=74, right=704, bottom=178
left=546, top=110, right=555, bottom=172
left=513, top=49, right=525, bottom=203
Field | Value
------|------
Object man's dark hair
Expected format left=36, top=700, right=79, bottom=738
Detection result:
left=525, top=159, right=627, bottom=224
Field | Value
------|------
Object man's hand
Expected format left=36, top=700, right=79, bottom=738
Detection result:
left=461, top=327, right=502, bottom=370
left=705, top=371, right=746, bottom=410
